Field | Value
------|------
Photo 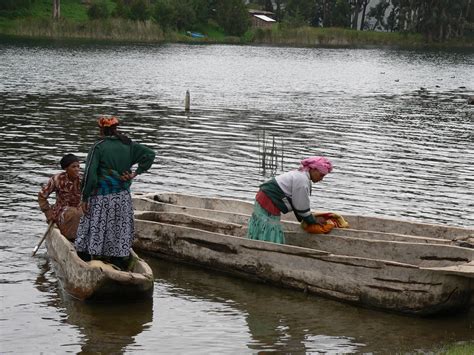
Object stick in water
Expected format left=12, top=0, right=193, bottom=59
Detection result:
left=32, top=221, right=54, bottom=256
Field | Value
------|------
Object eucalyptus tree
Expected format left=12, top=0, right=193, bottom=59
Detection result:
left=397, top=0, right=472, bottom=40
left=357, top=0, right=370, bottom=30
left=419, top=0, right=472, bottom=40
left=367, top=0, right=389, bottom=30
left=350, top=0, right=362, bottom=29
left=53, top=0, right=60, bottom=20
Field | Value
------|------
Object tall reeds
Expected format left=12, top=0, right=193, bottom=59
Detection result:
left=251, top=25, right=426, bottom=47
left=4, top=18, right=165, bottom=42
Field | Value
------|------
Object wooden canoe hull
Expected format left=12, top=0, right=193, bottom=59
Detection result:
left=133, top=219, right=473, bottom=316
left=131, top=192, right=474, bottom=315
left=45, top=225, right=154, bottom=301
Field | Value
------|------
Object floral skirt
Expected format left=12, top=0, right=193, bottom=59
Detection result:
left=247, top=201, right=285, bottom=244
left=75, top=190, right=134, bottom=258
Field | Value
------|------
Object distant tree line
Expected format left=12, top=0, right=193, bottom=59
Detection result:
left=365, top=0, right=473, bottom=41
left=262, top=0, right=473, bottom=41
left=0, top=0, right=472, bottom=41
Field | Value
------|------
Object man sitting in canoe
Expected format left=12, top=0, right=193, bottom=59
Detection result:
left=247, top=156, right=334, bottom=244
left=38, top=154, right=82, bottom=240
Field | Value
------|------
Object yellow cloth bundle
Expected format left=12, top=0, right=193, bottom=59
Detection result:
left=315, top=212, right=350, bottom=228
left=301, top=212, right=349, bottom=234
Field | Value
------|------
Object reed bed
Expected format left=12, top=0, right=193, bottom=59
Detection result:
left=3, top=18, right=165, bottom=42
left=251, top=26, right=423, bottom=47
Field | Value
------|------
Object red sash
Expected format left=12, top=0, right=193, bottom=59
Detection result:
left=256, top=190, right=281, bottom=216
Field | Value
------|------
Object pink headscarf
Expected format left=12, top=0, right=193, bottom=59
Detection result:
left=298, top=156, right=333, bottom=175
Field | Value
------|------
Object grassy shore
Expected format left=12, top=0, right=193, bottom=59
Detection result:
left=0, top=0, right=472, bottom=48
left=252, top=25, right=427, bottom=47
left=2, top=17, right=473, bottom=48
left=439, top=342, right=474, bottom=355
left=0, top=17, right=166, bottom=42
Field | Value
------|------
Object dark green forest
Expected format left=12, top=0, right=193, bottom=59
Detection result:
left=1, top=0, right=472, bottom=43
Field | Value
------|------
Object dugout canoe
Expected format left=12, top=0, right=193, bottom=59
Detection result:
left=45, top=224, right=154, bottom=301
left=131, top=192, right=474, bottom=316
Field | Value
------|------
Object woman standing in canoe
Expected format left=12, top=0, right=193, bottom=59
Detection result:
left=247, top=156, right=334, bottom=244
left=75, top=116, right=155, bottom=270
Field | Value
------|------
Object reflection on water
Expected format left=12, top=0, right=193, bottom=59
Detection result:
left=33, top=259, right=153, bottom=354
left=147, top=257, right=473, bottom=353
left=65, top=298, right=153, bottom=354
left=0, top=39, right=473, bottom=353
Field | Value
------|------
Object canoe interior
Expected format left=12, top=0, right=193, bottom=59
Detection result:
left=133, top=192, right=474, bottom=241
left=134, top=211, right=474, bottom=270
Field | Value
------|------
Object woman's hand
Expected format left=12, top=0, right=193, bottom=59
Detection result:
left=120, top=171, right=137, bottom=181
left=315, top=216, right=327, bottom=226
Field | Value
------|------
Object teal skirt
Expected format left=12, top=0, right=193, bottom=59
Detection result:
left=247, top=201, right=285, bottom=244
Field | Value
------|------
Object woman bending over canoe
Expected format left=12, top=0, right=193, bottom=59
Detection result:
left=248, top=156, right=334, bottom=244
left=38, top=154, right=83, bottom=240
left=75, top=116, right=155, bottom=270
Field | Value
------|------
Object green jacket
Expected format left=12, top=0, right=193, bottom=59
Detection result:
left=81, top=136, right=155, bottom=200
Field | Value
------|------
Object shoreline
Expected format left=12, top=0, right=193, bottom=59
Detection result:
left=0, top=19, right=474, bottom=50
left=2, top=33, right=473, bottom=51
left=0, top=19, right=473, bottom=50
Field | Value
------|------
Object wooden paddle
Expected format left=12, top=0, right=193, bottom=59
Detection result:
left=32, top=221, right=54, bottom=256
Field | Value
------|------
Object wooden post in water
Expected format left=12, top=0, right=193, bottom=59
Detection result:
left=185, top=90, right=190, bottom=112
left=280, top=138, right=284, bottom=171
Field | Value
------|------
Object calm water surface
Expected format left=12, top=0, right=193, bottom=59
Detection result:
left=0, top=38, right=473, bottom=353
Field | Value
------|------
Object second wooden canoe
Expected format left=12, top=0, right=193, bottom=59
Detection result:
left=131, top=192, right=474, bottom=316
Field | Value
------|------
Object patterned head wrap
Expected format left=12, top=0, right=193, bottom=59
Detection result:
left=60, top=153, right=79, bottom=169
left=299, top=156, right=333, bottom=175
left=97, top=116, right=119, bottom=128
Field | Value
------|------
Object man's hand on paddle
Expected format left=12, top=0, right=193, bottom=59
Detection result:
left=44, top=209, right=54, bottom=222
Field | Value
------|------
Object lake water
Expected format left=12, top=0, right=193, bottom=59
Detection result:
left=0, top=37, right=473, bottom=353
